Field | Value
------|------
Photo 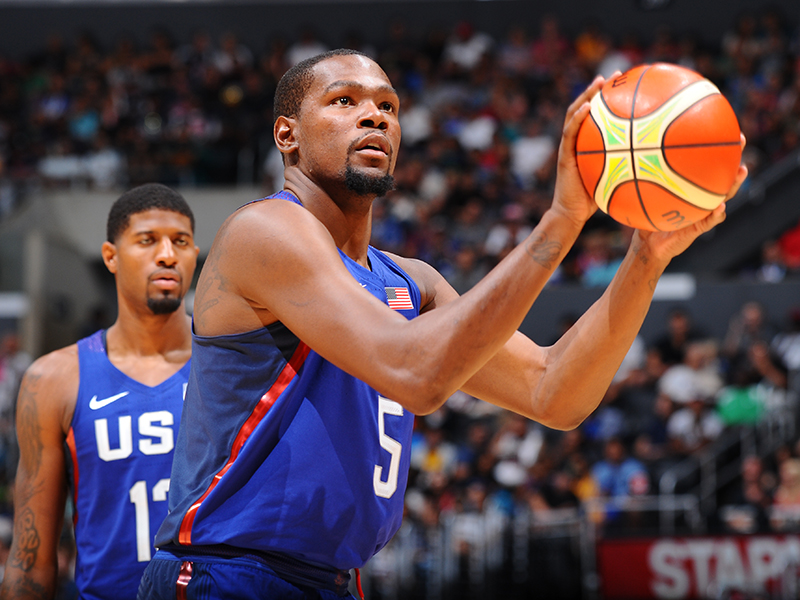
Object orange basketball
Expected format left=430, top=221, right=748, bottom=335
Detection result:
left=576, top=63, right=742, bottom=231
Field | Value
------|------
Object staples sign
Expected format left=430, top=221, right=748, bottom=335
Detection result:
left=597, top=535, right=800, bottom=599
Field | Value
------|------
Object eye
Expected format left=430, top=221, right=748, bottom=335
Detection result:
left=174, top=237, right=189, bottom=247
left=139, top=237, right=155, bottom=245
left=334, top=97, right=352, bottom=106
left=380, top=102, right=395, bottom=113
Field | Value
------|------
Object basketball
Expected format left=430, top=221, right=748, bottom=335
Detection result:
left=576, top=63, right=742, bottom=232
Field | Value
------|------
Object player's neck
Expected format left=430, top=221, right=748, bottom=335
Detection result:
left=283, top=173, right=374, bottom=268
left=108, top=304, right=192, bottom=359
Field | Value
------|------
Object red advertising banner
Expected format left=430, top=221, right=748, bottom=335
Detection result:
left=597, top=535, right=800, bottom=599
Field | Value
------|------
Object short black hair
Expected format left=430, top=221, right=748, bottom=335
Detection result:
left=106, top=183, right=195, bottom=243
left=273, top=48, right=368, bottom=123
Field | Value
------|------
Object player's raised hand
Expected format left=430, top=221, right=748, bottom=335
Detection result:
left=550, top=74, right=615, bottom=229
left=635, top=134, right=748, bottom=263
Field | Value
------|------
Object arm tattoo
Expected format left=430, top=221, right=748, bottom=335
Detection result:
left=16, top=378, right=44, bottom=482
left=1, top=578, right=48, bottom=600
left=631, top=240, right=658, bottom=291
left=10, top=509, right=40, bottom=572
left=193, top=259, right=224, bottom=331
left=524, top=232, right=562, bottom=270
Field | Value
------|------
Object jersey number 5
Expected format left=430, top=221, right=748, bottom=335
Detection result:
left=373, top=397, right=403, bottom=499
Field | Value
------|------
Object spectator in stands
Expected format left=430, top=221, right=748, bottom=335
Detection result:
left=411, top=424, right=459, bottom=492
left=725, top=337, right=790, bottom=418
left=652, top=307, right=706, bottom=366
left=608, top=344, right=668, bottom=436
left=497, top=25, right=532, bottom=76
left=442, top=20, right=494, bottom=75
left=719, top=455, right=773, bottom=533
left=660, top=339, right=724, bottom=406
left=722, top=301, right=779, bottom=364
left=770, top=457, right=800, bottom=531
left=590, top=437, right=649, bottom=530
left=751, top=238, right=789, bottom=282
left=771, top=308, right=800, bottom=392
left=489, top=412, right=544, bottom=489
left=666, top=393, right=725, bottom=458
left=774, top=458, right=800, bottom=505
left=509, top=117, right=556, bottom=190
left=591, top=437, right=649, bottom=499
left=483, top=203, right=532, bottom=264
left=286, top=25, right=328, bottom=67
left=447, top=245, right=488, bottom=295
left=574, top=229, right=624, bottom=288
left=212, top=31, right=253, bottom=79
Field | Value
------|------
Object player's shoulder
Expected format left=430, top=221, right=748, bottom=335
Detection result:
left=22, top=344, right=79, bottom=399
left=232, top=194, right=315, bottom=226
left=217, top=195, right=328, bottom=251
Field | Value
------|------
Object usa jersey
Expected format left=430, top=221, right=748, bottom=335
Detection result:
left=156, top=191, right=421, bottom=570
left=67, top=330, right=188, bottom=600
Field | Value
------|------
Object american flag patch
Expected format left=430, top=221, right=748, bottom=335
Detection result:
left=385, top=287, right=413, bottom=310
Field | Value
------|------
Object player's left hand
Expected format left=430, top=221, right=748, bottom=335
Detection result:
left=634, top=134, right=748, bottom=263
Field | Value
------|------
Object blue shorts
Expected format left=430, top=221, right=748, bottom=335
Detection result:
left=138, top=550, right=360, bottom=600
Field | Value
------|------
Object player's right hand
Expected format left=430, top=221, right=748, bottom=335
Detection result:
left=549, top=74, right=613, bottom=230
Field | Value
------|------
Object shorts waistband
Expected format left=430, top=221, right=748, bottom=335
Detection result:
left=158, top=544, right=351, bottom=596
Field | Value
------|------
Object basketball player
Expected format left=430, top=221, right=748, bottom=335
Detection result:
left=140, top=50, right=747, bottom=599
left=0, top=184, right=199, bottom=600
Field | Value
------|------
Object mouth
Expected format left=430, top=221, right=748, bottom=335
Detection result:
left=150, top=270, right=181, bottom=289
left=354, top=135, right=390, bottom=156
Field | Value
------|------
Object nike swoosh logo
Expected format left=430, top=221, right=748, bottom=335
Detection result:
left=89, top=391, right=130, bottom=410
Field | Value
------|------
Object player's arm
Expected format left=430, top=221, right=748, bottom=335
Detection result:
left=0, top=349, right=77, bottom=600
left=196, top=79, right=608, bottom=416
left=397, top=153, right=747, bottom=430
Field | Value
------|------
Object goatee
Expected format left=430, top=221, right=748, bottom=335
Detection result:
left=344, top=165, right=395, bottom=197
left=147, top=296, right=182, bottom=315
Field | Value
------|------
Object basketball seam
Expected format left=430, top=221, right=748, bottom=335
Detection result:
left=632, top=77, right=712, bottom=119
left=661, top=93, right=740, bottom=196
left=629, top=66, right=659, bottom=231
left=577, top=140, right=741, bottom=155
left=587, top=112, right=605, bottom=201
left=639, top=180, right=717, bottom=227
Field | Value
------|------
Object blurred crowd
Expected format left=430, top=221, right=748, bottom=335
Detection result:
left=1, top=7, right=800, bottom=594
left=0, top=10, right=800, bottom=283
left=401, top=299, right=800, bottom=538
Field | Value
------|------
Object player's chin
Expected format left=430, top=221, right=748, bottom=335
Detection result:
left=146, top=293, right=183, bottom=315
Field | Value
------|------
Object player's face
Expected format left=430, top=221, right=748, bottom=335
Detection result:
left=296, top=55, right=401, bottom=193
left=104, top=209, right=199, bottom=315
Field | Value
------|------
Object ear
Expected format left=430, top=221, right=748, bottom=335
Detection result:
left=274, top=115, right=299, bottom=164
left=101, top=241, right=118, bottom=274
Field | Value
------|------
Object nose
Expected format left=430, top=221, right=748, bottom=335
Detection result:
left=358, top=100, right=388, bottom=131
left=155, top=236, right=178, bottom=266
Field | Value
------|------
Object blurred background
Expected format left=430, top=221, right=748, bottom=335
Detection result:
left=1, top=0, right=800, bottom=598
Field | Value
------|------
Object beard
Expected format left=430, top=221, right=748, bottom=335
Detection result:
left=147, top=295, right=182, bottom=315
left=344, top=164, right=395, bottom=197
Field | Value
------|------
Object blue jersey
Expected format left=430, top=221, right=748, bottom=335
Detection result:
left=156, top=192, right=421, bottom=571
left=68, top=330, right=188, bottom=600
